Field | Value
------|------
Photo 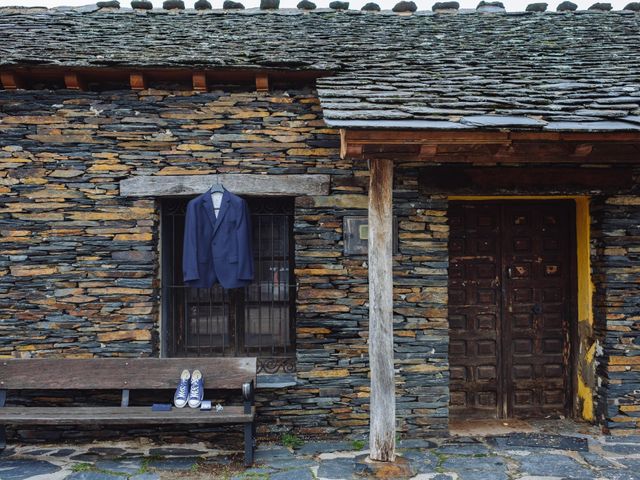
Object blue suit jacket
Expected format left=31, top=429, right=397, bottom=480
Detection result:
left=182, top=190, right=254, bottom=289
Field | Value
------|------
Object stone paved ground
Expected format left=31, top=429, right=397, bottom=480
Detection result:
left=1, top=427, right=639, bottom=480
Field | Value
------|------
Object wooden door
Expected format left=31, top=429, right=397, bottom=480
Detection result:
left=448, top=201, right=575, bottom=419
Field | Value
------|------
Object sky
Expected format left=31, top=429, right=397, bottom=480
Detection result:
left=0, top=0, right=633, bottom=9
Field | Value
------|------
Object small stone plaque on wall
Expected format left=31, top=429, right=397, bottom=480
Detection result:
left=343, top=216, right=398, bottom=256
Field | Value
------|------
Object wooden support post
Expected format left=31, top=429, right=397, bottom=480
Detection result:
left=368, top=158, right=396, bottom=462
left=64, top=72, right=86, bottom=91
left=0, top=72, right=25, bottom=90
left=255, top=73, right=269, bottom=92
left=192, top=71, right=207, bottom=92
left=130, top=72, right=147, bottom=90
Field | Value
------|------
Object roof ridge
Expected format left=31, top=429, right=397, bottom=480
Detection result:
left=1, top=3, right=639, bottom=14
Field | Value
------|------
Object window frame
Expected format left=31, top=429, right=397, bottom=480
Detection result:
left=159, top=196, right=296, bottom=374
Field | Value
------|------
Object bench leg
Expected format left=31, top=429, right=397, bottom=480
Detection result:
left=244, top=422, right=254, bottom=466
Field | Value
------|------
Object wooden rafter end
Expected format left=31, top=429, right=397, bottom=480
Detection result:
left=130, top=73, right=147, bottom=91
left=64, top=72, right=86, bottom=91
left=192, top=71, right=207, bottom=92
left=255, top=73, right=269, bottom=93
left=0, top=72, right=25, bottom=90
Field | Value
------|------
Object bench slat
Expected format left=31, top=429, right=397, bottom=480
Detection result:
left=0, top=406, right=254, bottom=425
left=0, top=358, right=257, bottom=390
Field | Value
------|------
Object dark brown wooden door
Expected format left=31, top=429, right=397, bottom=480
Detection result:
left=448, top=201, right=575, bottom=419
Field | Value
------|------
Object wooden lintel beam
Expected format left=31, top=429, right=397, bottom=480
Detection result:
left=64, top=72, right=86, bottom=91
left=255, top=73, right=269, bottom=93
left=120, top=173, right=331, bottom=197
left=192, top=71, right=207, bottom=92
left=0, top=72, right=26, bottom=90
left=130, top=73, right=147, bottom=91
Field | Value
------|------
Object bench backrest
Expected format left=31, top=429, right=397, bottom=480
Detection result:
left=0, top=358, right=256, bottom=390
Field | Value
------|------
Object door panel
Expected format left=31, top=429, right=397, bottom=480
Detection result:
left=448, top=204, right=502, bottom=418
left=502, top=203, right=572, bottom=418
left=449, top=201, right=574, bottom=419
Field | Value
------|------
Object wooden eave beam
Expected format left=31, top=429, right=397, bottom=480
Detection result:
left=1, top=66, right=333, bottom=92
left=340, top=128, right=640, bottom=162
left=342, top=129, right=513, bottom=147
left=342, top=128, right=640, bottom=146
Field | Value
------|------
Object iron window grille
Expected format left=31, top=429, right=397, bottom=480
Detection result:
left=161, top=196, right=296, bottom=374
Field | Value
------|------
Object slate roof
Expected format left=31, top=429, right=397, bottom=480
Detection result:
left=2, top=8, right=640, bottom=131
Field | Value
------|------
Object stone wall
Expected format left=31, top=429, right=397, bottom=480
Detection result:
left=3, top=85, right=639, bottom=441
left=283, top=167, right=449, bottom=438
left=0, top=87, right=449, bottom=441
left=592, top=193, right=640, bottom=435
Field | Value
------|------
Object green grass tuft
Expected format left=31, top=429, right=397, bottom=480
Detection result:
left=282, top=432, right=305, bottom=449
left=351, top=439, right=366, bottom=451
left=71, top=463, right=94, bottom=472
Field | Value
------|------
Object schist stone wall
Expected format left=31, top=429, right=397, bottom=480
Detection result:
left=591, top=194, right=640, bottom=434
left=1, top=86, right=639, bottom=440
left=0, top=87, right=449, bottom=441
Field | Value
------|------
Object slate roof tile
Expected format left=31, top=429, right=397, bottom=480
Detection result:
left=544, top=120, right=640, bottom=130
left=1, top=9, right=639, bottom=131
left=460, top=115, right=548, bottom=127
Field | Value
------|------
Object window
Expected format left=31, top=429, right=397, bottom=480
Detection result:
left=161, top=196, right=296, bottom=374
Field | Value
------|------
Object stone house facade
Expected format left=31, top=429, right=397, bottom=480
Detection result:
left=1, top=5, right=639, bottom=442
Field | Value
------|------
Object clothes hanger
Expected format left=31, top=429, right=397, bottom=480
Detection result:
left=209, top=174, right=225, bottom=194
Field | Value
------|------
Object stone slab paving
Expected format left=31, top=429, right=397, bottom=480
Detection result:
left=1, top=429, right=640, bottom=480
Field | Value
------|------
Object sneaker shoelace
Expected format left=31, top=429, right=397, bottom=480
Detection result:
left=190, top=379, right=201, bottom=398
left=177, top=380, right=188, bottom=399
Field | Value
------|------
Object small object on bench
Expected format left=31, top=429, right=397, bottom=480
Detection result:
left=0, top=357, right=257, bottom=466
left=216, top=403, right=224, bottom=412
left=200, top=400, right=212, bottom=411
left=152, top=403, right=172, bottom=412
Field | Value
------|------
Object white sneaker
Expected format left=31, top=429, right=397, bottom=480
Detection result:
left=174, top=369, right=191, bottom=408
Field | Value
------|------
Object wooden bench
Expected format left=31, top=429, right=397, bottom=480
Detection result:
left=0, top=357, right=257, bottom=465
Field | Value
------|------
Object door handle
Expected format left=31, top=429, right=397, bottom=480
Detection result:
left=507, top=267, right=513, bottom=278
